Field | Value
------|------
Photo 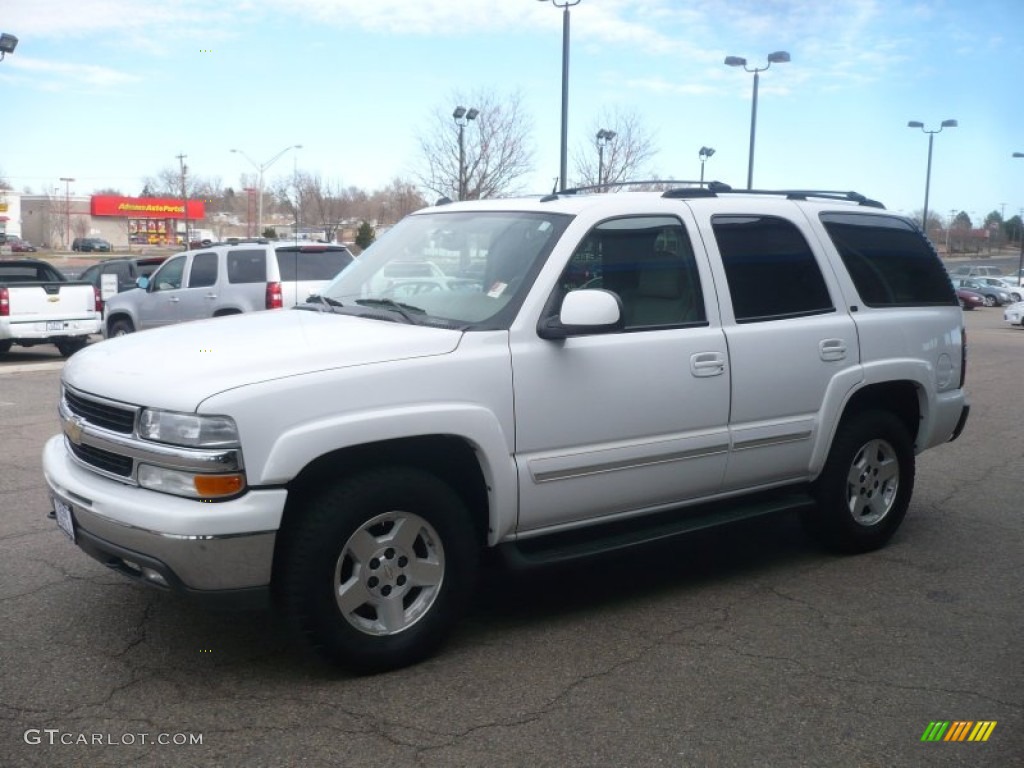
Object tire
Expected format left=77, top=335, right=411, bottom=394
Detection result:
left=275, top=467, right=479, bottom=674
left=0, top=339, right=11, bottom=358
left=108, top=318, right=134, bottom=337
left=55, top=338, right=88, bottom=358
left=983, top=294, right=996, bottom=307
left=803, top=410, right=915, bottom=554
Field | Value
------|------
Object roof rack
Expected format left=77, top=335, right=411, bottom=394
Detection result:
left=559, top=179, right=720, bottom=196
left=660, top=186, right=885, bottom=208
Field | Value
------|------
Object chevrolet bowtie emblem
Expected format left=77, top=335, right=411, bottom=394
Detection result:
left=65, top=415, right=85, bottom=445
left=48, top=296, right=59, bottom=302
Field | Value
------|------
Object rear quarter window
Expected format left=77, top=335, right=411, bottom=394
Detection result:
left=820, top=213, right=956, bottom=307
left=226, top=249, right=268, bottom=284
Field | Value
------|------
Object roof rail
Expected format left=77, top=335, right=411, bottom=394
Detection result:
left=659, top=187, right=884, bottom=208
left=552, top=179, right=728, bottom=197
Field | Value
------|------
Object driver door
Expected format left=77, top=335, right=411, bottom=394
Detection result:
left=136, top=254, right=186, bottom=330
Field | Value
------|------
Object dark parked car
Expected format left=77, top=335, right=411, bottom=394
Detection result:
left=78, top=255, right=169, bottom=308
left=956, top=287, right=985, bottom=310
left=71, top=237, right=113, bottom=253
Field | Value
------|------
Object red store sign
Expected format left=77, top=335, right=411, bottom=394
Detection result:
left=91, top=195, right=205, bottom=219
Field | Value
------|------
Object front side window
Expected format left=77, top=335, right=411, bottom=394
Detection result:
left=320, top=211, right=570, bottom=329
left=712, top=214, right=833, bottom=323
left=150, top=255, right=185, bottom=292
left=821, top=213, right=955, bottom=307
left=555, top=216, right=706, bottom=330
left=188, top=252, right=218, bottom=288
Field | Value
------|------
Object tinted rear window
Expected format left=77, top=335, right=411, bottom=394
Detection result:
left=226, top=249, right=268, bottom=284
left=712, top=215, right=833, bottom=323
left=275, top=248, right=353, bottom=281
left=820, top=213, right=956, bottom=307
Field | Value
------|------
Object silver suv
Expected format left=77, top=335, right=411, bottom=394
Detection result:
left=102, top=242, right=354, bottom=336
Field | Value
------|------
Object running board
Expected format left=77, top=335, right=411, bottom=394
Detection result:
left=498, top=490, right=816, bottom=569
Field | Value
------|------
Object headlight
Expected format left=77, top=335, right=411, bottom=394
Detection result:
left=138, top=409, right=239, bottom=447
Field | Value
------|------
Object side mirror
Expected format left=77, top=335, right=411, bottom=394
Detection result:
left=136, top=276, right=150, bottom=290
left=537, top=289, right=623, bottom=340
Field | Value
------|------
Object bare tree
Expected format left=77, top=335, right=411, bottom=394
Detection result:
left=572, top=110, right=658, bottom=191
left=417, top=90, right=535, bottom=200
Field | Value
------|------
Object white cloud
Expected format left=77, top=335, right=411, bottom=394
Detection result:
left=7, top=56, right=140, bottom=88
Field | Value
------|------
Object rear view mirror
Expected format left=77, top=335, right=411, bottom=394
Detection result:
left=136, top=276, right=150, bottom=290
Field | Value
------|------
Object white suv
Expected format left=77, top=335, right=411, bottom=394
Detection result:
left=44, top=186, right=969, bottom=673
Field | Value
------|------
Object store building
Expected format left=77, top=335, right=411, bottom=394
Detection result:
left=19, top=194, right=205, bottom=250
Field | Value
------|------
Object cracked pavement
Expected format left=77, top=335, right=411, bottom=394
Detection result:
left=1, top=310, right=1021, bottom=767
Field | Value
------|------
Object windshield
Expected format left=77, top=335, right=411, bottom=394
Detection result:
left=318, top=210, right=570, bottom=329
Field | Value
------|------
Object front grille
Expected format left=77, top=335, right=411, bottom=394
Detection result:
left=68, top=439, right=134, bottom=478
left=64, top=389, right=136, bottom=434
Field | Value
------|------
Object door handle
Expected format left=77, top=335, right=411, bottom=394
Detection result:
left=168, top=296, right=180, bottom=303
left=204, top=293, right=217, bottom=299
left=819, top=339, right=847, bottom=361
left=690, top=352, right=726, bottom=377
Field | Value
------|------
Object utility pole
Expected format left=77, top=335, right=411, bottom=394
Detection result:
left=176, top=153, right=189, bottom=250
left=59, top=177, right=74, bottom=249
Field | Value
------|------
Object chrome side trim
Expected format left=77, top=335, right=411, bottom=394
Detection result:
left=731, top=430, right=812, bottom=452
left=531, top=444, right=730, bottom=484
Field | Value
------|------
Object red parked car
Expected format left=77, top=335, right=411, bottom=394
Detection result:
left=956, top=287, right=985, bottom=310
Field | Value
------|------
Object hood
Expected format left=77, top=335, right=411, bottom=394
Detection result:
left=64, top=310, right=462, bottom=411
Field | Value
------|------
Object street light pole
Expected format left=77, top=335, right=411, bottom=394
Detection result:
left=59, top=177, right=74, bottom=249
left=452, top=106, right=479, bottom=200
left=725, top=52, right=790, bottom=189
left=231, top=144, right=302, bottom=236
left=538, top=0, right=582, bottom=192
left=176, top=153, right=189, bottom=250
left=698, top=146, right=716, bottom=187
left=907, top=119, right=957, bottom=232
left=1013, top=152, right=1024, bottom=282
left=596, top=129, right=616, bottom=191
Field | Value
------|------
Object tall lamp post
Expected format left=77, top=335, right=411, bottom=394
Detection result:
left=242, top=187, right=257, bottom=237
left=1013, top=152, right=1024, bottom=282
left=176, top=153, right=189, bottom=249
left=596, top=129, right=616, bottom=190
left=59, top=177, right=74, bottom=249
left=230, top=144, right=302, bottom=236
left=907, top=119, right=957, bottom=233
left=698, top=146, right=716, bottom=187
left=453, top=106, right=479, bottom=200
left=725, top=51, right=790, bottom=189
left=0, top=33, right=17, bottom=61
left=537, top=0, right=582, bottom=192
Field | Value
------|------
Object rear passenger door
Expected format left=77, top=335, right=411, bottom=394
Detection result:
left=175, top=251, right=220, bottom=321
left=699, top=210, right=860, bottom=490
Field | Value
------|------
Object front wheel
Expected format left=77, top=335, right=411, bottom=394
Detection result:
left=803, top=410, right=915, bottom=553
left=275, top=467, right=479, bottom=673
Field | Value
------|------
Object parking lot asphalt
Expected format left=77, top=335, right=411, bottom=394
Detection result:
left=1, top=309, right=1021, bottom=768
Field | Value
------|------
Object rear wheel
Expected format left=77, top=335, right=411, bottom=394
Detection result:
left=275, top=467, right=479, bottom=674
left=108, top=318, right=134, bottom=337
left=0, top=340, right=11, bottom=358
left=55, top=338, right=88, bottom=358
left=983, top=294, right=996, bottom=307
left=803, top=410, right=914, bottom=553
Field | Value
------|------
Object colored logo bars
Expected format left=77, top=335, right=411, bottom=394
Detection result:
left=921, top=721, right=997, bottom=742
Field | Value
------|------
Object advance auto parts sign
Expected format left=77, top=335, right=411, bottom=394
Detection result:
left=91, top=195, right=205, bottom=219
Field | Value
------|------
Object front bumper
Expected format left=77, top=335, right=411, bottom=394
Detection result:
left=43, top=435, right=286, bottom=595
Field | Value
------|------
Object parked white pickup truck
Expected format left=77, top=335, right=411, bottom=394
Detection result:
left=0, top=259, right=101, bottom=357
left=43, top=186, right=969, bottom=673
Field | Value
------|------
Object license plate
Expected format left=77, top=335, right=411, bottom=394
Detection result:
left=53, top=497, right=75, bottom=542
left=47, top=321, right=64, bottom=331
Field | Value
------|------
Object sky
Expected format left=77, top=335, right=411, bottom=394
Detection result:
left=1, top=0, right=1022, bottom=225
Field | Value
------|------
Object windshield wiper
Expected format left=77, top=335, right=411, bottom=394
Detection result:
left=299, top=294, right=347, bottom=314
left=355, top=298, right=425, bottom=324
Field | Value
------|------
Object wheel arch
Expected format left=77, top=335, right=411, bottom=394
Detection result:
left=104, top=310, right=136, bottom=335
left=278, top=435, right=492, bottom=554
left=812, top=379, right=922, bottom=478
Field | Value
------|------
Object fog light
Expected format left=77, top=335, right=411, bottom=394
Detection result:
left=142, top=568, right=169, bottom=587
